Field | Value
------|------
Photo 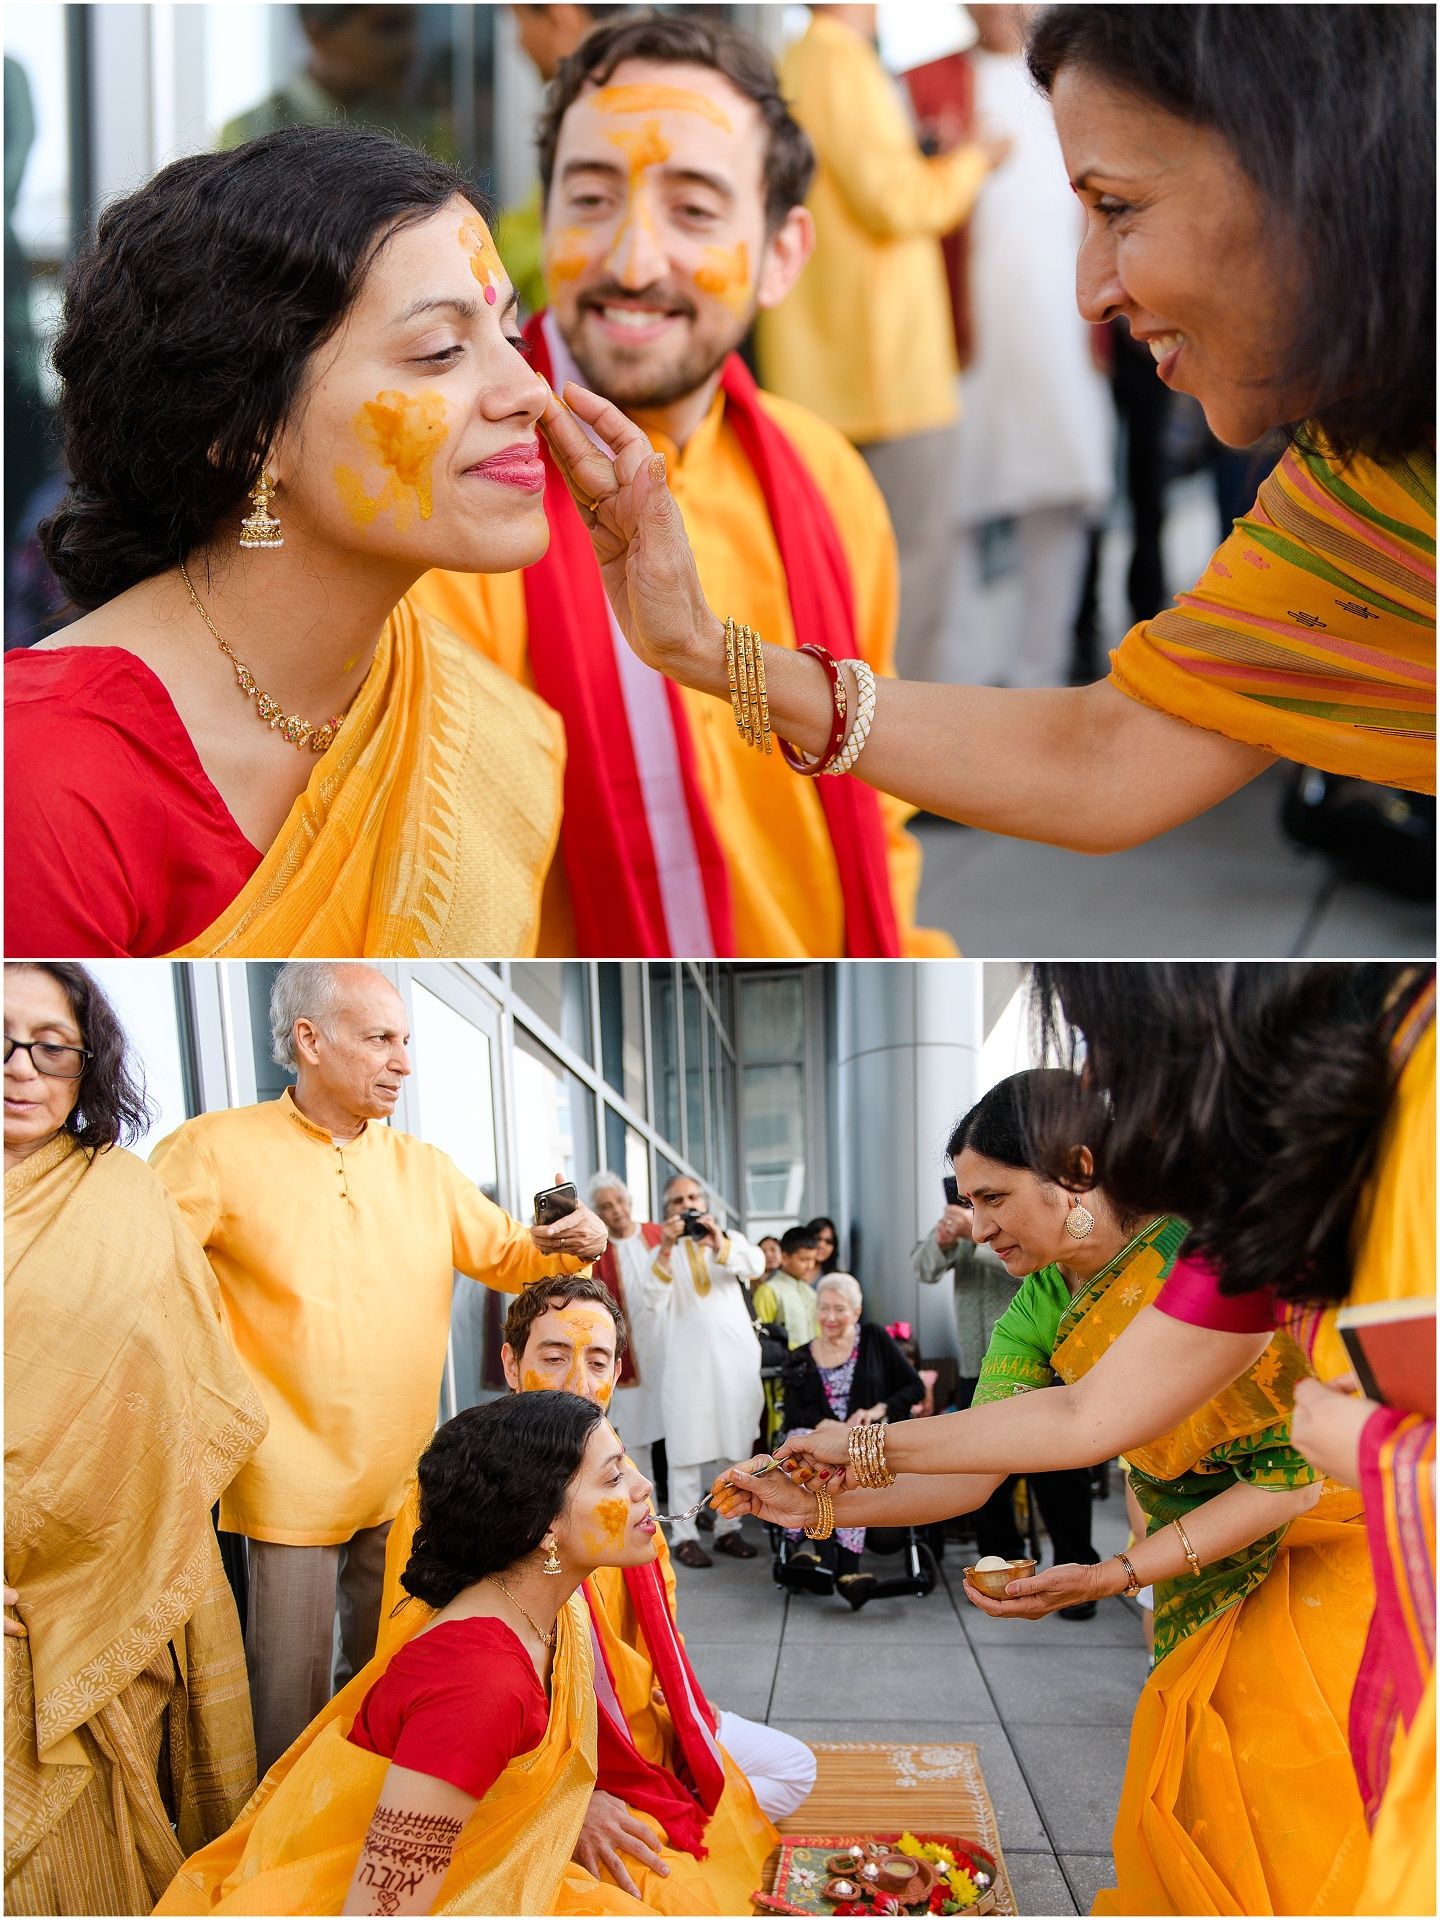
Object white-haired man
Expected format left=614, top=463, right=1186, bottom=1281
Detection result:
left=150, top=962, right=608, bottom=1771
left=651, top=1173, right=765, bottom=1568
left=589, top=1171, right=669, bottom=1487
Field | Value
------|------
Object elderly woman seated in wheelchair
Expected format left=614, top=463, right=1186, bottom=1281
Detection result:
left=775, top=1272, right=925, bottom=1607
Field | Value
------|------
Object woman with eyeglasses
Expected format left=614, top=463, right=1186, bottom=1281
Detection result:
left=4, top=963, right=267, bottom=1916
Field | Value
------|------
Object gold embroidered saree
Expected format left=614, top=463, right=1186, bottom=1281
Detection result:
left=4, top=1135, right=266, bottom=1915
left=171, top=602, right=563, bottom=958
left=156, top=1591, right=612, bottom=1915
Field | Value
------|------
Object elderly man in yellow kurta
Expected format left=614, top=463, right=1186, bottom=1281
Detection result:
left=150, top=961, right=608, bottom=1774
left=408, top=10, right=953, bottom=960
left=755, top=5, right=1006, bottom=686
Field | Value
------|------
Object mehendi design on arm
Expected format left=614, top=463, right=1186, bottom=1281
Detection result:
left=355, top=1808, right=463, bottom=1915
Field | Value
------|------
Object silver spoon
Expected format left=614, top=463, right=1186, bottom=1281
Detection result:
left=651, top=1454, right=797, bottom=1525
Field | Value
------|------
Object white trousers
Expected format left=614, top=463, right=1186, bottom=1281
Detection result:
left=716, top=1710, right=817, bottom=1821
left=952, top=504, right=1092, bottom=688
left=669, top=1460, right=741, bottom=1543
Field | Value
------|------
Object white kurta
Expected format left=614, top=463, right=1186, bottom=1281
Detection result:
left=610, top=1227, right=669, bottom=1450
left=952, top=49, right=1115, bottom=524
left=646, top=1231, right=765, bottom=1466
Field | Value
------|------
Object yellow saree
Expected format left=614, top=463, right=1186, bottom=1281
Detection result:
left=977, top=1219, right=1373, bottom=1915
left=157, top=1592, right=616, bottom=1916
left=171, top=601, right=564, bottom=958
left=4, top=1135, right=266, bottom=1916
left=381, top=1476, right=778, bottom=1917
left=1110, top=446, right=1435, bottom=792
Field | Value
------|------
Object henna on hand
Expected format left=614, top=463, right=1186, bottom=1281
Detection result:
left=354, top=1807, right=463, bottom=1915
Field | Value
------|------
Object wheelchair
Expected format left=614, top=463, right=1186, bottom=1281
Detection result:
left=762, top=1370, right=940, bottom=1610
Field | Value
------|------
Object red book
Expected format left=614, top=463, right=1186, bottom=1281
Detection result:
left=1337, top=1297, right=1435, bottom=1420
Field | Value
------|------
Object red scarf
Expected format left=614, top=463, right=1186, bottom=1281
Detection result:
left=584, top=1558, right=726, bottom=1856
left=523, top=314, right=901, bottom=957
left=593, top=1221, right=663, bottom=1387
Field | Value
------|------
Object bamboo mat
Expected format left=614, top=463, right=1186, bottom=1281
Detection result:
left=767, top=1741, right=1018, bottom=1914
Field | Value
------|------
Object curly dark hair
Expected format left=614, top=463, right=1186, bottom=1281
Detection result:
left=1025, top=963, right=1430, bottom=1305
left=400, top=1391, right=604, bottom=1609
left=503, top=1273, right=626, bottom=1361
left=536, top=8, right=816, bottom=232
left=946, top=1069, right=1130, bottom=1233
left=40, top=125, right=479, bottom=610
left=4, top=963, right=153, bottom=1153
left=1025, top=5, right=1435, bottom=465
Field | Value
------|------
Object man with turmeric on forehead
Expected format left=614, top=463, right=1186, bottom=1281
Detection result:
left=377, top=1274, right=815, bottom=1913
left=410, top=11, right=952, bottom=960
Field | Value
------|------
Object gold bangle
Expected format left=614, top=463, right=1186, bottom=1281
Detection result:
left=724, top=617, right=740, bottom=729
left=1114, top=1551, right=1141, bottom=1597
left=847, top=1420, right=895, bottom=1489
left=748, top=625, right=772, bottom=755
left=804, top=1485, right=835, bottom=1540
left=733, top=617, right=754, bottom=745
left=1172, top=1517, right=1202, bottom=1578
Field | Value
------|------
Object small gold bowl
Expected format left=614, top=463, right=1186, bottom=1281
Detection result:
left=964, top=1557, right=1037, bottom=1599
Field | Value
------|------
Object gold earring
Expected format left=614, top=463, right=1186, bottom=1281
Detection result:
left=239, top=469, right=283, bottom=550
left=541, top=1534, right=563, bottom=1576
left=1064, top=1203, right=1095, bottom=1241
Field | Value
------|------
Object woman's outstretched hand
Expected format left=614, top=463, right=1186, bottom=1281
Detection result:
left=539, top=383, right=721, bottom=684
left=960, top=1560, right=1121, bottom=1621
left=711, top=1458, right=822, bottom=1530
left=774, top=1426, right=852, bottom=1476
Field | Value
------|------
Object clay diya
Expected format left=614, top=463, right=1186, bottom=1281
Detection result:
left=823, top=1877, right=863, bottom=1902
left=825, top=1848, right=868, bottom=1875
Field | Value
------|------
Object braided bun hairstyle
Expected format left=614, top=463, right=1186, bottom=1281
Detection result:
left=400, top=1391, right=603, bottom=1610
left=40, top=123, right=478, bottom=610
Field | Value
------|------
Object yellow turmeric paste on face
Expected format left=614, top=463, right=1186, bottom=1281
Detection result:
left=334, top=389, right=448, bottom=531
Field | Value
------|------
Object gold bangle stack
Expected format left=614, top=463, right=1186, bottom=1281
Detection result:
left=847, top=1420, right=895, bottom=1488
left=724, top=617, right=772, bottom=754
left=804, top=1485, right=836, bottom=1540
left=1172, top=1516, right=1202, bottom=1578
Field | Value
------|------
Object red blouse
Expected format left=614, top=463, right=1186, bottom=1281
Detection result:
left=1153, top=1253, right=1279, bottom=1334
left=5, top=646, right=261, bottom=956
left=347, top=1618, right=548, bottom=1801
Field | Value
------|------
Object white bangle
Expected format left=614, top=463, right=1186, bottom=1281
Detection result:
left=825, top=661, right=876, bottom=775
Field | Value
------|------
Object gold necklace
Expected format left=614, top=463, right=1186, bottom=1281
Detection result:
left=179, top=561, right=346, bottom=753
left=489, top=1575, right=556, bottom=1649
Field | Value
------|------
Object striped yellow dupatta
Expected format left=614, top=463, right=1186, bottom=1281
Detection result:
left=170, top=601, right=563, bottom=959
left=1111, top=446, right=1435, bottom=791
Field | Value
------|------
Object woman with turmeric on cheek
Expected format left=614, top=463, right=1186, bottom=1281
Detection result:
left=5, top=123, right=717, bottom=961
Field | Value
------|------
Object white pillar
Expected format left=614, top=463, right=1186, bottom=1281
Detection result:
left=835, top=960, right=984, bottom=1358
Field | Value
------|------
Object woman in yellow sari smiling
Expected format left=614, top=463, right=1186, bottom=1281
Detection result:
left=5, top=963, right=266, bottom=1915
left=3, top=123, right=714, bottom=960
left=158, top=1392, right=663, bottom=1917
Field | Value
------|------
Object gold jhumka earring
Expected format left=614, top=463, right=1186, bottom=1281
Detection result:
left=239, top=469, right=283, bottom=549
left=541, top=1534, right=563, bottom=1575
left=1064, top=1203, right=1095, bottom=1240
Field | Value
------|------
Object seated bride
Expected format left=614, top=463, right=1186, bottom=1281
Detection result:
left=157, top=1392, right=663, bottom=1916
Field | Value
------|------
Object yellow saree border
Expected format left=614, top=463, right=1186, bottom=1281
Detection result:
left=170, top=601, right=563, bottom=958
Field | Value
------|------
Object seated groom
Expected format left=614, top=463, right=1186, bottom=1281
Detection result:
left=378, top=1276, right=815, bottom=1913
left=410, top=10, right=952, bottom=960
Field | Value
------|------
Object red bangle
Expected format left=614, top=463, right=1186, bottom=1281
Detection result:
left=777, top=644, right=846, bottom=776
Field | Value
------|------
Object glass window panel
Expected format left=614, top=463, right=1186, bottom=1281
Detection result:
left=648, top=965, right=680, bottom=1149
left=85, top=962, right=194, bottom=1160
left=512, top=1026, right=597, bottom=1217
left=244, top=963, right=290, bottom=1104
left=597, top=964, right=646, bottom=1111
left=603, top=1105, right=653, bottom=1224
left=625, top=1126, right=652, bottom=1226
left=656, top=1150, right=682, bottom=1215
left=742, top=1062, right=807, bottom=1223
left=741, top=974, right=805, bottom=1060
left=682, top=971, right=705, bottom=1169
left=407, top=984, right=499, bottom=1415
left=716, top=1045, right=736, bottom=1211
left=409, top=984, right=498, bottom=1195
left=511, top=962, right=592, bottom=1063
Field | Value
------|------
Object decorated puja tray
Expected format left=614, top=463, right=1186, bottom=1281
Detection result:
left=753, top=1833, right=999, bottom=1917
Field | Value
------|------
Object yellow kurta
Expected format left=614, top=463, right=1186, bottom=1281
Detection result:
left=155, top=1592, right=627, bottom=1917
left=5, top=1135, right=266, bottom=1916
left=753, top=1275, right=820, bottom=1350
left=170, top=600, right=565, bottom=958
left=150, top=1091, right=586, bottom=1545
left=411, top=385, right=952, bottom=958
left=754, top=13, right=987, bottom=444
left=380, top=1479, right=779, bottom=1915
